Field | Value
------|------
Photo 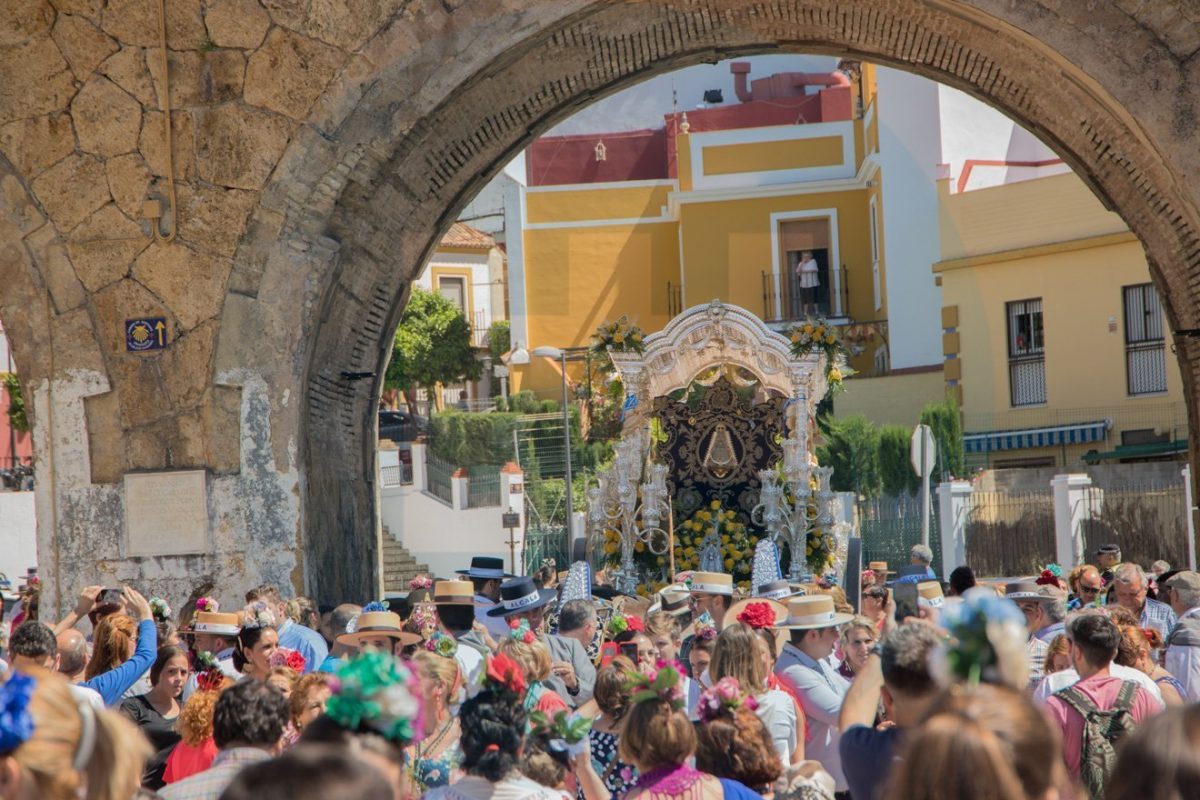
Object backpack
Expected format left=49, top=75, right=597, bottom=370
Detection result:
left=1053, top=679, right=1140, bottom=799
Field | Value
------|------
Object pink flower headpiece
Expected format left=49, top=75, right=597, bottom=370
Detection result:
left=195, top=597, right=219, bottom=613
left=409, top=575, right=433, bottom=591
left=269, top=647, right=307, bottom=673
left=736, top=601, right=777, bottom=630
left=697, top=676, right=758, bottom=723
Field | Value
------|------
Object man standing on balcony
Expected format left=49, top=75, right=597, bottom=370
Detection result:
left=457, top=556, right=514, bottom=639
left=796, top=250, right=820, bottom=317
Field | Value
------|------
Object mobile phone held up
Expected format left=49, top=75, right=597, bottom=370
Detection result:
left=893, top=582, right=919, bottom=623
left=599, top=642, right=619, bottom=668
left=619, top=642, right=640, bottom=662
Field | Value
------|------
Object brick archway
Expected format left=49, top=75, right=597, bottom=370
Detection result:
left=4, top=0, right=1200, bottom=608
left=290, top=1, right=1200, bottom=601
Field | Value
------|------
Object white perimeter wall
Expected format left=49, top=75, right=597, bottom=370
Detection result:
left=875, top=67, right=944, bottom=370
left=380, top=484, right=518, bottom=579
left=0, top=491, right=36, bottom=585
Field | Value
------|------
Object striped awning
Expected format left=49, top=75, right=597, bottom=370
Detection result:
left=963, top=420, right=1110, bottom=454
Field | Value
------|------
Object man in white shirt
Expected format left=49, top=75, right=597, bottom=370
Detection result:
left=1163, top=570, right=1200, bottom=702
left=456, top=556, right=514, bottom=639
left=775, top=595, right=854, bottom=793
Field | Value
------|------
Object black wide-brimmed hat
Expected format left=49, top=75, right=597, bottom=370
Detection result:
left=486, top=575, right=557, bottom=618
left=456, top=556, right=514, bottom=580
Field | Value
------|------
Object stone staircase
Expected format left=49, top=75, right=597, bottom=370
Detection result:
left=381, top=526, right=430, bottom=592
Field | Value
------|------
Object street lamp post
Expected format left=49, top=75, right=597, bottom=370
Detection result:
left=532, top=346, right=574, bottom=547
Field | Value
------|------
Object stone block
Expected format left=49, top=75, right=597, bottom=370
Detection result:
left=0, top=1, right=54, bottom=47
left=66, top=204, right=147, bottom=292
left=161, top=319, right=217, bottom=409
left=124, top=417, right=175, bottom=470
left=105, top=153, right=153, bottom=220
left=90, top=277, right=172, bottom=357
left=85, top=390, right=127, bottom=484
left=49, top=0, right=103, bottom=21
left=100, top=47, right=159, bottom=108
left=203, top=0, right=271, bottom=49
left=51, top=12, right=118, bottom=80
left=101, top=0, right=206, bottom=50
left=71, top=75, right=143, bottom=157
left=0, top=113, right=76, bottom=179
left=208, top=384, right=243, bottom=473
left=194, top=103, right=294, bottom=190
left=262, top=0, right=308, bottom=33
left=131, top=241, right=230, bottom=329
left=140, top=108, right=196, bottom=180
left=30, top=153, right=112, bottom=234
left=49, top=306, right=107, bottom=375
left=175, top=182, right=258, bottom=258
left=147, top=48, right=245, bottom=108
left=25, top=224, right=87, bottom=313
left=110, top=356, right=172, bottom=428
left=0, top=174, right=45, bottom=236
left=0, top=37, right=77, bottom=126
left=306, top=0, right=408, bottom=51
left=244, top=28, right=347, bottom=121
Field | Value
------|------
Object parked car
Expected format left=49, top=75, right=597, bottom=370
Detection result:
left=378, top=409, right=428, bottom=443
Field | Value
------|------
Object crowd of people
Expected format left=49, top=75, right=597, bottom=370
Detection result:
left=0, top=544, right=1198, bottom=800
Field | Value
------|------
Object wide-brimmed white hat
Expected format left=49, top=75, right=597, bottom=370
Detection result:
left=917, top=580, right=945, bottom=608
left=775, top=594, right=855, bottom=630
left=689, top=571, right=733, bottom=596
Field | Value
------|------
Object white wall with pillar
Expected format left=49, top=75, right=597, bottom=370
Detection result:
left=1051, top=473, right=1096, bottom=568
left=937, top=480, right=974, bottom=577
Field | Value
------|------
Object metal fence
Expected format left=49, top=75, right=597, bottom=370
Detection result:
left=467, top=466, right=502, bottom=508
left=965, top=489, right=1055, bottom=577
left=857, top=494, right=943, bottom=576
left=426, top=451, right=454, bottom=505
left=524, top=525, right=569, bottom=575
left=1081, top=482, right=1188, bottom=568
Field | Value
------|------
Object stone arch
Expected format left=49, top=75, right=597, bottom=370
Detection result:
left=5, top=0, right=1200, bottom=608
left=275, top=1, right=1200, bottom=601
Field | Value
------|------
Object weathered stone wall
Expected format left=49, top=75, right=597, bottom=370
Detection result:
left=2, top=0, right=1200, bottom=611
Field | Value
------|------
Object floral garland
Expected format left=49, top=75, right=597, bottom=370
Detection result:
left=627, top=661, right=684, bottom=710
left=673, top=501, right=757, bottom=590
left=409, top=575, right=433, bottom=591
left=788, top=318, right=853, bottom=392
left=508, top=618, right=537, bottom=644
left=590, top=315, right=645, bottom=362
left=696, top=676, right=758, bottom=724
left=0, top=672, right=35, bottom=754
left=425, top=631, right=458, bottom=659
left=325, top=652, right=424, bottom=745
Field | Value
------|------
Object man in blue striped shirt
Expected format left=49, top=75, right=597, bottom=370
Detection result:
left=1111, top=562, right=1177, bottom=650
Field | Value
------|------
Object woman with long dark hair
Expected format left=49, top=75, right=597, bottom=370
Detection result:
left=234, top=603, right=280, bottom=682
left=120, top=644, right=189, bottom=789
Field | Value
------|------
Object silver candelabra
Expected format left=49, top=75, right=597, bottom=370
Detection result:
left=752, top=433, right=836, bottom=581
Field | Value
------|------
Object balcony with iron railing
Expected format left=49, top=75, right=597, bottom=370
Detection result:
left=761, top=265, right=850, bottom=325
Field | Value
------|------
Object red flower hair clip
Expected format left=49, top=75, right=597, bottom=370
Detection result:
left=1035, top=569, right=1059, bottom=587
left=196, top=667, right=226, bottom=693
left=626, top=615, right=645, bottom=633
left=485, top=652, right=527, bottom=696
left=736, top=601, right=777, bottom=630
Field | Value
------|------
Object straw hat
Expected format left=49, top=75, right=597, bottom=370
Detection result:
left=337, top=610, right=422, bottom=647
left=649, top=583, right=691, bottom=616
left=775, top=594, right=855, bottom=630
left=1004, top=582, right=1042, bottom=601
left=917, top=580, right=945, bottom=608
left=182, top=611, right=241, bottom=637
left=689, top=571, right=734, bottom=596
left=868, top=561, right=894, bottom=575
left=755, top=579, right=801, bottom=602
left=432, top=580, right=474, bottom=606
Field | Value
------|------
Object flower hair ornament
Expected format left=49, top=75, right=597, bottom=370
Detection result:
left=697, top=676, right=758, bottom=724
left=0, top=672, right=35, bottom=755
left=1035, top=566, right=1063, bottom=587
left=345, top=601, right=389, bottom=635
left=409, top=575, right=433, bottom=591
left=693, top=613, right=717, bottom=642
left=529, top=709, right=592, bottom=763
left=242, top=601, right=277, bottom=630
left=508, top=618, right=537, bottom=644
left=737, top=601, right=777, bottom=630
left=269, top=647, right=307, bottom=673
left=483, top=652, right=527, bottom=697
left=425, top=631, right=459, bottom=658
left=149, top=597, right=172, bottom=623
left=325, top=651, right=425, bottom=745
left=408, top=603, right=437, bottom=635
left=606, top=613, right=644, bottom=638
left=195, top=597, right=219, bottom=613
left=627, top=661, right=685, bottom=710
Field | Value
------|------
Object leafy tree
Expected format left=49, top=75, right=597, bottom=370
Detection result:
left=817, top=414, right=881, bottom=498
left=385, top=287, right=481, bottom=414
left=2, top=373, right=27, bottom=433
left=487, top=320, right=511, bottom=363
left=920, top=397, right=965, bottom=481
left=879, top=425, right=921, bottom=496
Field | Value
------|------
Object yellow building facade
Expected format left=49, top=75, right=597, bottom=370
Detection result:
left=511, top=63, right=888, bottom=394
left=937, top=171, right=1187, bottom=467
